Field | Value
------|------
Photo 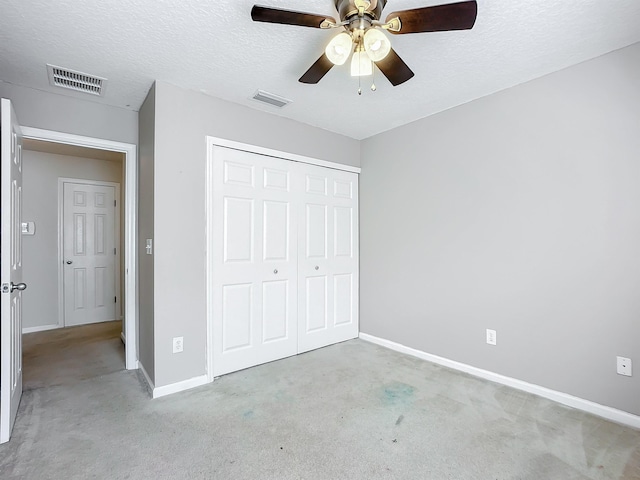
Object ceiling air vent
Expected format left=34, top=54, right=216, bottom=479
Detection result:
left=47, top=64, right=107, bottom=96
left=251, top=90, right=291, bottom=108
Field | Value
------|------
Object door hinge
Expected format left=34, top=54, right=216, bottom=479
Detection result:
left=114, top=248, right=116, bottom=255
left=114, top=200, right=117, bottom=207
left=115, top=296, right=117, bottom=303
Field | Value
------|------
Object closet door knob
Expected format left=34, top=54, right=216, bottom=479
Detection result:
left=66, top=260, right=73, bottom=265
left=315, top=266, right=319, bottom=270
left=273, top=269, right=278, bottom=275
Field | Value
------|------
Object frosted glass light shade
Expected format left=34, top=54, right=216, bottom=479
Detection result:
left=325, top=32, right=353, bottom=65
left=350, top=50, right=373, bottom=76
left=363, top=28, right=391, bottom=62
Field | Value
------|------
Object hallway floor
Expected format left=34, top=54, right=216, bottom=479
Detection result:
left=1, top=331, right=639, bottom=479
left=22, top=320, right=125, bottom=391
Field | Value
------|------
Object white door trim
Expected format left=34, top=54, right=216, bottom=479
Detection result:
left=205, top=143, right=215, bottom=382
left=21, top=127, right=139, bottom=370
left=205, top=136, right=361, bottom=174
left=57, top=178, right=121, bottom=327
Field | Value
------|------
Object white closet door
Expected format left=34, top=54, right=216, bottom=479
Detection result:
left=212, top=147, right=298, bottom=376
left=297, top=164, right=359, bottom=353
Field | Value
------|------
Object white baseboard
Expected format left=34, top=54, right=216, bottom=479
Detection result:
left=139, top=363, right=155, bottom=395
left=152, top=374, right=209, bottom=399
left=359, top=332, right=640, bottom=430
left=22, top=324, right=60, bottom=334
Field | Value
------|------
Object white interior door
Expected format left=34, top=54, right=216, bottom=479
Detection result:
left=63, top=182, right=117, bottom=326
left=298, top=165, right=359, bottom=353
left=212, top=147, right=298, bottom=376
left=1, top=98, right=24, bottom=444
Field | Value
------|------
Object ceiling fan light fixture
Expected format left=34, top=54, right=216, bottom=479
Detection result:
left=325, top=32, right=353, bottom=65
left=251, top=0, right=479, bottom=88
left=363, top=28, right=391, bottom=61
left=350, top=49, right=373, bottom=76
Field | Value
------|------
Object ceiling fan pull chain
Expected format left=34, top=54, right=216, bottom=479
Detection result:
left=357, top=46, right=362, bottom=95
left=371, top=65, right=377, bottom=92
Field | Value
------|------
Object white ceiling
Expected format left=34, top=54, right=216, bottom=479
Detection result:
left=1, top=0, right=639, bottom=140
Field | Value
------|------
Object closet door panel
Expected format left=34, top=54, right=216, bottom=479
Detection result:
left=223, top=197, right=254, bottom=263
left=262, top=279, right=289, bottom=343
left=334, top=206, right=353, bottom=257
left=333, top=273, right=353, bottom=326
left=298, top=165, right=359, bottom=353
left=212, top=147, right=297, bottom=377
left=305, top=276, right=328, bottom=332
left=221, top=283, right=253, bottom=352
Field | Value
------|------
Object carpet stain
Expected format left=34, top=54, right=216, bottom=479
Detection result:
left=242, top=410, right=254, bottom=419
left=381, top=382, right=415, bottom=406
left=275, top=390, right=294, bottom=403
left=395, top=415, right=405, bottom=426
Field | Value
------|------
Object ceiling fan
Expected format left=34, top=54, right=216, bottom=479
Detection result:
left=251, top=0, right=478, bottom=90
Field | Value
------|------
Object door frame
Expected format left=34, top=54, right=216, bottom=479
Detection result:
left=58, top=178, right=121, bottom=327
left=205, top=136, right=360, bottom=382
left=21, top=127, right=138, bottom=370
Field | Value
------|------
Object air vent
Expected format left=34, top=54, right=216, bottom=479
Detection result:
left=251, top=90, right=292, bottom=108
left=47, top=64, right=107, bottom=96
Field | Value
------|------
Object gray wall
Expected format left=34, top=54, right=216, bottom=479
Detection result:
left=138, top=84, right=156, bottom=383
left=0, top=81, right=137, bottom=145
left=22, top=150, right=123, bottom=330
left=360, top=43, right=640, bottom=416
left=151, top=81, right=361, bottom=387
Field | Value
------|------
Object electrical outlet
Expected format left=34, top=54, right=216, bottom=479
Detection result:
left=486, top=329, right=497, bottom=346
left=617, top=356, right=632, bottom=376
left=173, top=336, right=184, bottom=354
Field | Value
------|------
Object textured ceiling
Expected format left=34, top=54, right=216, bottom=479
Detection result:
left=1, top=0, right=639, bottom=139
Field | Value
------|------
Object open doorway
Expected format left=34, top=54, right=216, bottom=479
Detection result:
left=20, top=139, right=129, bottom=388
left=20, top=128, right=138, bottom=373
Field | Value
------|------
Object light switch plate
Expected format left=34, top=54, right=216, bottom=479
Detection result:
left=21, top=221, right=36, bottom=235
left=486, top=329, right=497, bottom=346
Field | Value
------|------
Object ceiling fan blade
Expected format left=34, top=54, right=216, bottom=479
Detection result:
left=385, top=0, right=477, bottom=34
left=374, top=48, right=414, bottom=86
left=251, top=5, right=336, bottom=28
left=299, top=54, right=334, bottom=84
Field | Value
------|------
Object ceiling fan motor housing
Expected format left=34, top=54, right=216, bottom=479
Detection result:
left=335, top=0, right=387, bottom=22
